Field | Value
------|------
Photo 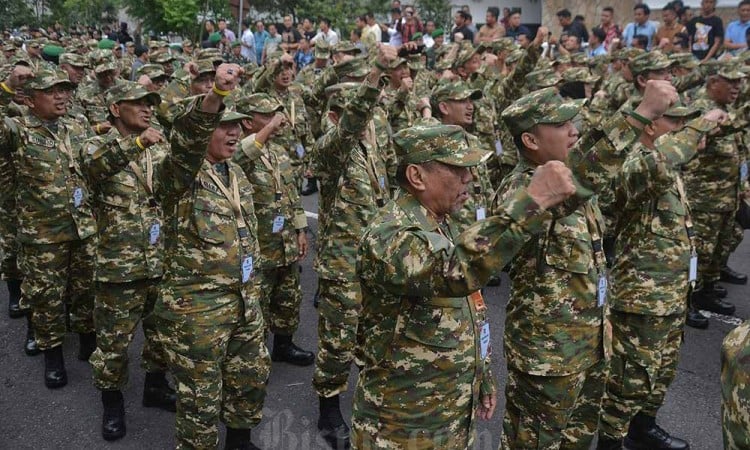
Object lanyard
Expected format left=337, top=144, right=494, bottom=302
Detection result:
left=583, top=202, right=607, bottom=274
left=361, top=121, right=387, bottom=207
left=674, top=174, right=697, bottom=253
left=204, top=165, right=250, bottom=239
left=128, top=149, right=155, bottom=204
left=258, top=149, right=283, bottom=204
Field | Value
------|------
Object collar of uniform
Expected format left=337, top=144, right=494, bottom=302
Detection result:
left=396, top=192, right=441, bottom=232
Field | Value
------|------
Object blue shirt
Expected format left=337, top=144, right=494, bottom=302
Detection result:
left=623, top=21, right=658, bottom=49
left=588, top=43, right=607, bottom=58
left=294, top=49, right=314, bottom=70
left=725, top=19, right=750, bottom=54
left=254, top=30, right=269, bottom=61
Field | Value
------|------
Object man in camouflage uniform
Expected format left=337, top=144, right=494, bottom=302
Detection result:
left=76, top=51, right=121, bottom=135
left=0, top=69, right=98, bottom=389
left=311, top=46, right=397, bottom=450
left=155, top=59, right=216, bottom=131
left=721, top=319, right=750, bottom=450
left=81, top=82, right=177, bottom=441
left=353, top=123, right=577, bottom=449
left=683, top=64, right=748, bottom=317
left=233, top=93, right=314, bottom=366
left=153, top=64, right=270, bottom=450
left=58, top=52, right=91, bottom=121
left=598, top=103, right=726, bottom=450
left=495, top=81, right=677, bottom=449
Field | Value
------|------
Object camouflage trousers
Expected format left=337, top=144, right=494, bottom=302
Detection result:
left=721, top=320, right=750, bottom=450
left=257, top=263, right=302, bottom=335
left=0, top=227, right=23, bottom=281
left=692, top=210, right=735, bottom=287
left=18, top=238, right=95, bottom=350
left=502, top=359, right=606, bottom=450
left=90, top=279, right=168, bottom=390
left=313, top=278, right=362, bottom=398
left=719, top=218, right=745, bottom=268
left=159, top=298, right=271, bottom=450
left=599, top=311, right=684, bottom=440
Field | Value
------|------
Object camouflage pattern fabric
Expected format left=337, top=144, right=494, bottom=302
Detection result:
left=721, top=320, right=750, bottom=450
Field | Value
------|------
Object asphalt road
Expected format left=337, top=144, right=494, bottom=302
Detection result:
left=0, top=190, right=746, bottom=450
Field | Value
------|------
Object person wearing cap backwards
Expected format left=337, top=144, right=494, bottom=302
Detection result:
left=682, top=63, right=749, bottom=321
left=0, top=68, right=98, bottom=389
left=494, top=80, right=678, bottom=449
left=231, top=93, right=314, bottom=367
left=352, top=122, right=577, bottom=449
left=150, top=63, right=270, bottom=450
left=79, top=81, right=176, bottom=441
left=77, top=49, right=122, bottom=136
left=598, top=103, right=728, bottom=450
left=310, top=45, right=399, bottom=450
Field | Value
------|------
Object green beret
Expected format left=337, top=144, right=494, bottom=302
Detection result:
left=209, top=32, right=222, bottom=44
left=42, top=45, right=64, bottom=58
left=431, top=28, right=445, bottom=38
left=393, top=123, right=490, bottom=167
left=501, top=87, right=583, bottom=134
left=410, top=32, right=423, bottom=42
left=231, top=40, right=241, bottom=48
left=98, top=38, right=115, bottom=50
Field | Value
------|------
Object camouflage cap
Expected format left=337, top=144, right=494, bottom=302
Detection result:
left=501, top=87, right=584, bottom=134
left=339, top=56, right=370, bottom=78
left=137, top=63, right=167, bottom=79
left=431, top=80, right=482, bottom=103
left=333, top=40, right=361, bottom=54
left=181, top=39, right=193, bottom=48
left=314, top=41, right=331, bottom=59
left=26, top=39, right=43, bottom=49
left=629, top=50, right=671, bottom=76
left=125, top=41, right=135, bottom=48
left=406, top=53, right=425, bottom=71
left=220, top=110, right=251, bottom=123
left=385, top=56, right=408, bottom=70
left=552, top=54, right=571, bottom=66
left=2, top=44, right=17, bottom=52
left=613, top=47, right=644, bottom=61
left=717, top=61, right=747, bottom=81
left=505, top=48, right=524, bottom=65
left=194, top=59, right=217, bottom=75
left=562, top=67, right=600, bottom=84
left=699, top=58, right=723, bottom=77
left=98, top=38, right=116, bottom=50
left=485, top=37, right=516, bottom=54
left=525, top=69, right=562, bottom=91
left=452, top=42, right=479, bottom=69
left=24, top=68, right=74, bottom=91
left=669, top=52, right=699, bottom=69
left=59, top=52, right=88, bottom=67
left=393, top=123, right=491, bottom=167
left=571, top=52, right=589, bottom=66
left=9, top=54, right=32, bottom=67
left=195, top=48, right=224, bottom=63
left=324, top=82, right=360, bottom=110
left=151, top=50, right=175, bottom=64
left=105, top=81, right=161, bottom=106
left=234, top=92, right=284, bottom=116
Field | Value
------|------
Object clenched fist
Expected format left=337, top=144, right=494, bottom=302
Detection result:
left=527, top=161, right=576, bottom=209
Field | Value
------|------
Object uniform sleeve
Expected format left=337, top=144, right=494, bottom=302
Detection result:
left=81, top=134, right=143, bottom=183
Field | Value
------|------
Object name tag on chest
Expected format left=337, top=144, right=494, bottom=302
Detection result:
left=28, top=135, right=56, bottom=148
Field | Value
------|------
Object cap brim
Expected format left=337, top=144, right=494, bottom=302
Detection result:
left=664, top=105, right=700, bottom=118
left=220, top=111, right=251, bottom=123
left=436, top=148, right=492, bottom=167
left=34, top=79, right=75, bottom=90
left=540, top=98, right=584, bottom=124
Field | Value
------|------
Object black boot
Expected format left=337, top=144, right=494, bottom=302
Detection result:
left=596, top=434, right=623, bottom=450
left=25, top=314, right=40, bottom=356
left=705, top=282, right=728, bottom=298
left=720, top=266, right=747, bottom=285
left=318, top=395, right=350, bottom=450
left=7, top=279, right=24, bottom=318
left=624, top=413, right=689, bottom=449
left=78, top=332, right=97, bottom=361
left=271, top=334, right=315, bottom=366
left=142, top=372, right=177, bottom=412
left=692, top=289, right=735, bottom=315
left=224, top=427, right=260, bottom=450
left=43, top=346, right=67, bottom=389
left=685, top=307, right=709, bottom=329
left=101, top=389, right=126, bottom=441
left=301, top=178, right=318, bottom=196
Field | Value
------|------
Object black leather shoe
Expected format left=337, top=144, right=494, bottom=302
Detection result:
left=44, top=346, right=67, bottom=389
left=720, top=266, right=748, bottom=285
left=102, top=390, right=126, bottom=441
left=318, top=395, right=350, bottom=450
left=685, top=308, right=709, bottom=329
left=271, top=334, right=315, bottom=366
left=596, top=435, right=623, bottom=450
left=224, top=427, right=261, bottom=450
left=25, top=315, right=40, bottom=356
left=7, top=279, right=24, bottom=318
left=624, top=413, right=689, bottom=449
left=78, top=332, right=97, bottom=361
left=693, top=290, right=735, bottom=316
left=708, top=283, right=728, bottom=298
left=301, top=178, right=318, bottom=196
left=142, top=372, right=177, bottom=412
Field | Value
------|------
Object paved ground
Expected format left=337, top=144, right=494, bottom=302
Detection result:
left=0, top=191, right=746, bottom=449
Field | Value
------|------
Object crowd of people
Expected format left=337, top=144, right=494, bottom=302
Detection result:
left=1, top=0, right=750, bottom=449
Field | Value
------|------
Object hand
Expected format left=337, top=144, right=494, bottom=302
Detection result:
left=482, top=53, right=498, bottom=66
left=476, top=392, right=497, bottom=421
left=296, top=231, right=308, bottom=260
left=280, top=52, right=294, bottom=65
left=377, top=43, right=399, bottom=68
left=214, top=63, right=243, bottom=92
left=267, top=112, right=286, bottom=134
left=399, top=76, right=413, bottom=92
left=185, top=61, right=199, bottom=79
left=697, top=135, right=707, bottom=151
left=7, top=65, right=34, bottom=91
left=95, top=121, right=112, bottom=135
left=703, top=108, right=729, bottom=125
left=137, top=74, right=158, bottom=92
left=138, top=127, right=165, bottom=147
left=533, top=26, right=549, bottom=47
left=440, top=69, right=459, bottom=81
left=634, top=80, right=678, bottom=122
left=527, top=161, right=577, bottom=209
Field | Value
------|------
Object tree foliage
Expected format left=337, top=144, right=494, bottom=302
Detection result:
left=0, top=0, right=36, bottom=30
left=118, top=0, right=231, bottom=40
left=416, top=0, right=453, bottom=30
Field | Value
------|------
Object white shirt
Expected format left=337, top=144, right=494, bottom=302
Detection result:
left=240, top=28, right=256, bottom=64
left=311, top=29, right=339, bottom=46
left=222, top=28, right=237, bottom=42
left=423, top=34, right=435, bottom=48
left=364, top=24, right=382, bottom=43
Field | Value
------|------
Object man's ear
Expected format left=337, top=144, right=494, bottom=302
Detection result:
left=405, top=164, right=428, bottom=192
left=520, top=131, right=539, bottom=152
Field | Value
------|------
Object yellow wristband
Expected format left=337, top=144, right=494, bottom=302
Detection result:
left=95, top=124, right=101, bottom=134
left=212, top=84, right=231, bottom=97
left=253, top=139, right=263, bottom=149
left=135, top=136, right=146, bottom=150
left=0, top=82, right=15, bottom=95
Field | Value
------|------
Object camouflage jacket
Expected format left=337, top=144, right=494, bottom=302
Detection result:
left=76, top=80, right=116, bottom=127
left=81, top=128, right=168, bottom=283
left=721, top=320, right=750, bottom=450
left=234, top=133, right=307, bottom=269
left=450, top=132, right=494, bottom=232
left=355, top=190, right=551, bottom=442
left=155, top=98, right=262, bottom=324
left=0, top=110, right=96, bottom=244
left=380, top=84, right=420, bottom=133
left=313, top=84, right=393, bottom=282
left=494, top=114, right=642, bottom=376
left=611, top=119, right=714, bottom=316
left=683, top=97, right=748, bottom=212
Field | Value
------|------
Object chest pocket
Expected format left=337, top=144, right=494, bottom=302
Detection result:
left=650, top=193, right=686, bottom=241
left=192, top=179, right=235, bottom=245
left=100, top=172, right=136, bottom=209
left=19, top=134, right=58, bottom=182
left=402, top=297, right=467, bottom=350
left=337, top=154, right=375, bottom=208
left=544, top=212, right=594, bottom=274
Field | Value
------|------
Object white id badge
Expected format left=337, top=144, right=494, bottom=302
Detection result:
left=295, top=143, right=305, bottom=158
left=494, top=139, right=503, bottom=155
left=242, top=256, right=254, bottom=283
left=149, top=223, right=160, bottom=245
left=597, top=274, right=608, bottom=307
left=73, top=187, right=83, bottom=208
left=741, top=161, right=748, bottom=182
left=476, top=207, right=486, bottom=221
left=379, top=176, right=386, bottom=190
left=689, top=253, right=698, bottom=282
left=272, top=215, right=285, bottom=233
left=479, top=321, right=491, bottom=359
